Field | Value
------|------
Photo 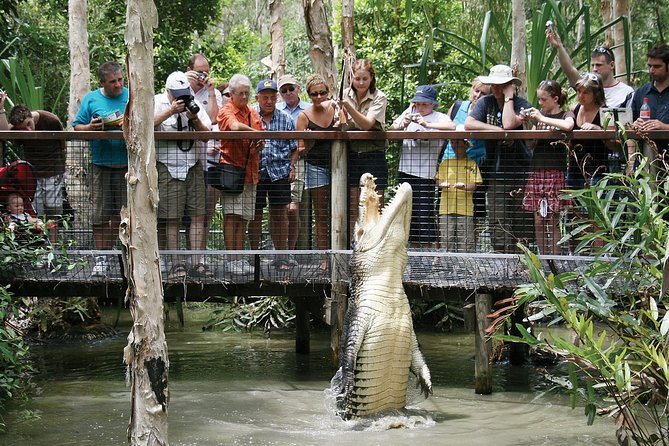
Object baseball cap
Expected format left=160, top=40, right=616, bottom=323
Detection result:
left=410, top=85, right=438, bottom=105
left=166, top=71, right=192, bottom=97
left=278, top=75, right=298, bottom=89
left=256, top=79, right=278, bottom=93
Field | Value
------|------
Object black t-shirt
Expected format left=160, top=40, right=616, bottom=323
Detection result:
left=569, top=105, right=609, bottom=179
left=470, top=94, right=532, bottom=179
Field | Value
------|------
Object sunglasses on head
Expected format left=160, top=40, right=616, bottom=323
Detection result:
left=309, top=90, right=328, bottom=98
left=582, top=72, right=600, bottom=82
left=593, top=46, right=615, bottom=60
left=280, top=85, right=296, bottom=94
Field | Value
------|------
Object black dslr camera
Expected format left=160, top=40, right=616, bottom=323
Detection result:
left=176, top=94, right=200, bottom=115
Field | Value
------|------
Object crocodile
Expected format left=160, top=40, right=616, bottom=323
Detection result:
left=332, top=173, right=432, bottom=420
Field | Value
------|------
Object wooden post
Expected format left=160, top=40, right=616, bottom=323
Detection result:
left=474, top=292, right=492, bottom=395
left=464, top=303, right=476, bottom=333
left=329, top=138, right=348, bottom=363
left=295, top=296, right=310, bottom=354
left=122, top=2, right=169, bottom=444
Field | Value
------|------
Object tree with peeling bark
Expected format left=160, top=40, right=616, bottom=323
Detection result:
left=270, top=0, right=285, bottom=79
left=122, top=1, right=169, bottom=444
left=67, top=0, right=89, bottom=128
left=303, top=0, right=336, bottom=93
left=510, top=0, right=526, bottom=98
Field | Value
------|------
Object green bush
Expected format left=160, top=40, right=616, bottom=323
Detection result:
left=490, top=152, right=669, bottom=445
left=0, top=285, right=33, bottom=432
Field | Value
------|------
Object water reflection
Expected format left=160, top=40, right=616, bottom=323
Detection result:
left=0, top=312, right=617, bottom=446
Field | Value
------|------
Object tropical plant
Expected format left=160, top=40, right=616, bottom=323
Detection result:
left=203, top=296, right=296, bottom=334
left=0, top=284, right=33, bottom=432
left=418, top=1, right=634, bottom=105
left=489, top=152, right=669, bottom=445
left=0, top=56, right=45, bottom=111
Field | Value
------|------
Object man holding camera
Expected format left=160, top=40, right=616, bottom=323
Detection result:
left=186, top=53, right=223, bottom=123
left=73, top=61, right=129, bottom=276
left=154, top=70, right=212, bottom=278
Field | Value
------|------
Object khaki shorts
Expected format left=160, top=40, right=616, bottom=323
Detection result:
left=157, top=161, right=206, bottom=220
left=91, top=164, right=128, bottom=226
left=290, top=158, right=305, bottom=203
left=33, top=174, right=64, bottom=218
left=221, top=183, right=257, bottom=221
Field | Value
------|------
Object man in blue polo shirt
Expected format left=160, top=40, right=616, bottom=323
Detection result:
left=73, top=61, right=129, bottom=276
left=632, top=43, right=669, bottom=129
left=630, top=43, right=669, bottom=167
left=249, top=79, right=298, bottom=269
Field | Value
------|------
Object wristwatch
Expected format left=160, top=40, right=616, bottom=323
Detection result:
left=504, top=97, right=512, bottom=103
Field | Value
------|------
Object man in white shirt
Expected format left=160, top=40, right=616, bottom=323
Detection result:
left=547, top=28, right=634, bottom=107
left=276, top=75, right=311, bottom=252
left=154, top=71, right=212, bottom=278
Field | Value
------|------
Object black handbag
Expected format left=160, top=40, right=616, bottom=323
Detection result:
left=207, top=113, right=254, bottom=194
left=207, top=160, right=246, bottom=194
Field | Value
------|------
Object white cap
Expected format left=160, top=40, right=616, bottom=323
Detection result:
left=166, top=71, right=191, bottom=97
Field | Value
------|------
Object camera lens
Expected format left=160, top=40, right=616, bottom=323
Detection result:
left=197, top=71, right=206, bottom=81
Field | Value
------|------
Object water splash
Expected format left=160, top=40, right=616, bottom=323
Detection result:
left=323, top=367, right=435, bottom=431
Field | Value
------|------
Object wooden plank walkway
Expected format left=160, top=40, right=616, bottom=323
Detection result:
left=1, top=249, right=599, bottom=302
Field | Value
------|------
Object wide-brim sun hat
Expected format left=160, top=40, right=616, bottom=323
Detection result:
left=478, top=64, right=522, bottom=86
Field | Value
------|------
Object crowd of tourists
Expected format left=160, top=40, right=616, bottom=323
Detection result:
left=0, top=32, right=668, bottom=277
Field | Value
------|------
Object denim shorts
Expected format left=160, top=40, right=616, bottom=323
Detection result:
left=305, top=162, right=330, bottom=189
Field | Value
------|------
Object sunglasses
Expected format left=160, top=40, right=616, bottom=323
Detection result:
left=584, top=72, right=600, bottom=82
left=280, top=85, right=296, bottom=94
left=222, top=92, right=230, bottom=97
left=593, top=46, right=615, bottom=60
left=309, top=90, right=328, bottom=98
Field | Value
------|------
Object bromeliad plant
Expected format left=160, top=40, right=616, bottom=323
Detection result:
left=489, top=159, right=669, bottom=445
left=203, top=296, right=296, bottom=334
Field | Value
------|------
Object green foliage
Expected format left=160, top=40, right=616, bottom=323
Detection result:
left=0, top=286, right=33, bottom=432
left=490, top=158, right=669, bottom=444
left=0, top=56, right=45, bottom=111
left=153, top=0, right=222, bottom=86
left=203, top=296, right=296, bottom=334
left=420, top=2, right=634, bottom=106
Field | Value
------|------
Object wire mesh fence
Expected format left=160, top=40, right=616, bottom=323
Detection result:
left=0, top=129, right=665, bottom=291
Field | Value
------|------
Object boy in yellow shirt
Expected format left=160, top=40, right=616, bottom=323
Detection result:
left=436, top=139, right=482, bottom=252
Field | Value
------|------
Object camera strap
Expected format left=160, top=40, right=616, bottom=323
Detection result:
left=176, top=114, right=195, bottom=152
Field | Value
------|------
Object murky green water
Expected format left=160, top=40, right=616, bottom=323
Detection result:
left=0, top=309, right=617, bottom=445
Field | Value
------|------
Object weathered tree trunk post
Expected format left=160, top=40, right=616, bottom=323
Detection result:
left=510, top=0, right=527, bottom=98
left=328, top=135, right=347, bottom=363
left=474, top=292, right=492, bottom=394
left=67, top=0, right=91, bottom=229
left=269, top=0, right=285, bottom=79
left=122, top=1, right=168, bottom=445
left=612, top=0, right=630, bottom=81
left=295, top=296, right=310, bottom=354
left=303, top=0, right=337, bottom=93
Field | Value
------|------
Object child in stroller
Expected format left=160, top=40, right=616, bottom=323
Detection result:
left=3, top=192, right=45, bottom=241
left=0, top=161, right=50, bottom=249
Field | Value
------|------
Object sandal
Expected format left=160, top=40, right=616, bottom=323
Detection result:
left=168, top=263, right=188, bottom=279
left=189, top=263, right=213, bottom=278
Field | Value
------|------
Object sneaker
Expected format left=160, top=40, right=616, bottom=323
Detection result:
left=91, top=255, right=110, bottom=277
left=227, top=260, right=252, bottom=276
left=286, top=253, right=299, bottom=267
